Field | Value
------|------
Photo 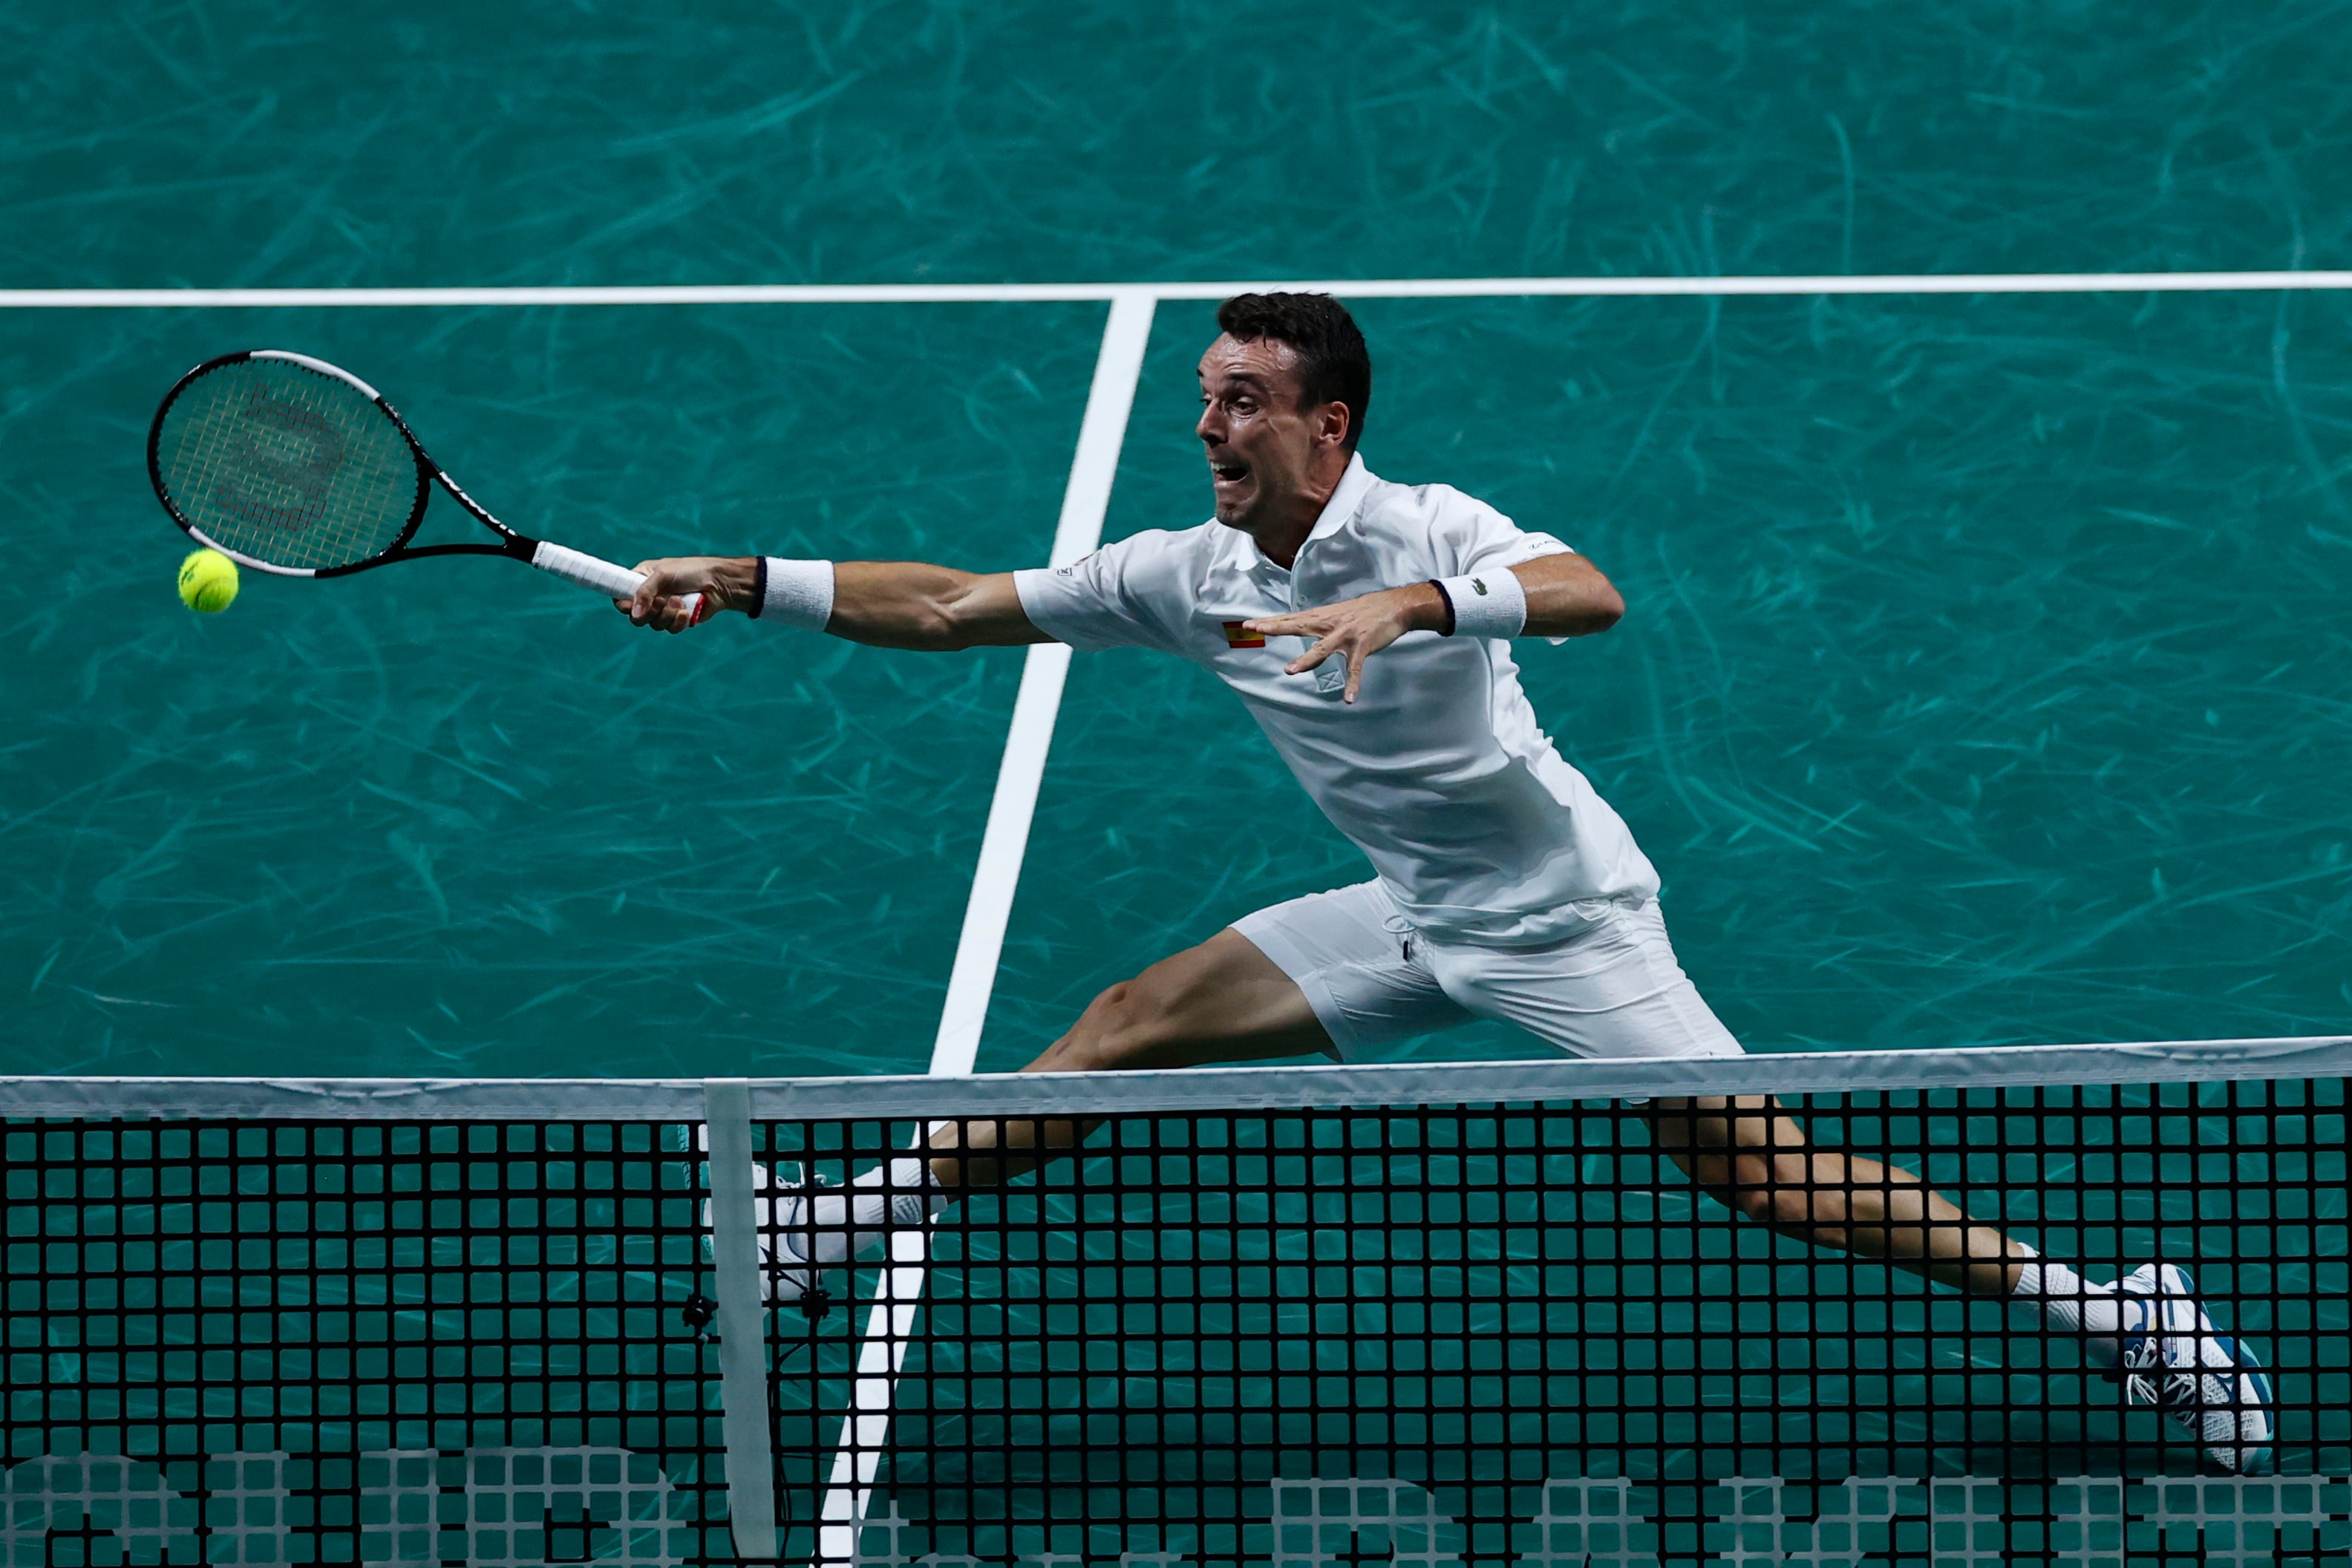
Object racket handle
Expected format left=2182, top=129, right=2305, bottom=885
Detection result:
left=531, top=541, right=708, bottom=626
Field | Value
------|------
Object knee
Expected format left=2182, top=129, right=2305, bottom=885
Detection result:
left=1083, top=979, right=1139, bottom=1032
left=1723, top=1182, right=1814, bottom=1231
left=1711, top=1183, right=1769, bottom=1225
left=1057, top=979, right=1175, bottom=1070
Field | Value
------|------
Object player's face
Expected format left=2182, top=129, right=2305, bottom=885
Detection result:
left=1195, top=335, right=1343, bottom=532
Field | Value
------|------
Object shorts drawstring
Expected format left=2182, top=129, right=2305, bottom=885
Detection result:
left=1380, top=910, right=1416, bottom=963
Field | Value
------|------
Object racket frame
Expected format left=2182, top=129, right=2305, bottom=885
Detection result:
left=148, top=349, right=705, bottom=618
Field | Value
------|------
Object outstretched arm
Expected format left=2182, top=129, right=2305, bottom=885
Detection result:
left=1243, top=552, right=1624, bottom=703
left=619, top=556, right=1051, bottom=650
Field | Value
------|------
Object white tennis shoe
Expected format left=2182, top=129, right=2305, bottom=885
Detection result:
left=751, top=1162, right=826, bottom=1309
left=751, top=1160, right=937, bottom=1313
left=2113, top=1262, right=2275, bottom=1472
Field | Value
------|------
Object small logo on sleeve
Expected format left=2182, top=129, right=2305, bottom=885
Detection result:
left=1470, top=577, right=1489, bottom=595
left=1221, top=621, right=1266, bottom=648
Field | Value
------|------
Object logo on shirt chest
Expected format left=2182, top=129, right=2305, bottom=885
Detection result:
left=1209, top=617, right=1355, bottom=698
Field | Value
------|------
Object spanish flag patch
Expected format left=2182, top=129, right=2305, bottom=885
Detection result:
left=1221, top=621, right=1266, bottom=648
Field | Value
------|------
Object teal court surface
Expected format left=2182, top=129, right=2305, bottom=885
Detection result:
left=8, top=1, right=2352, bottom=1083
left=7, top=276, right=2352, bottom=1566
left=8, top=6, right=2352, bottom=1565
left=7, top=285, right=2352, bottom=1079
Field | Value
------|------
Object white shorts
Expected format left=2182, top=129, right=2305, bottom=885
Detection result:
left=1232, top=880, right=1743, bottom=1062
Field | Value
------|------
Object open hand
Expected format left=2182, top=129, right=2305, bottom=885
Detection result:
left=1244, top=582, right=1447, bottom=704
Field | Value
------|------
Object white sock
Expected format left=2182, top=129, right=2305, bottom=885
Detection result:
left=760, top=1156, right=947, bottom=1265
left=2011, top=1259, right=2126, bottom=1365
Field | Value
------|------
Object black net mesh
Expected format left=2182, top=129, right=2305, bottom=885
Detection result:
left=1, top=1118, right=722, bottom=1567
left=5, top=1072, right=2350, bottom=1567
left=152, top=356, right=422, bottom=570
left=761, top=1077, right=2351, bottom=1567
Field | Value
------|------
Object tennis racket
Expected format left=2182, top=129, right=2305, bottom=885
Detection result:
left=147, top=349, right=707, bottom=624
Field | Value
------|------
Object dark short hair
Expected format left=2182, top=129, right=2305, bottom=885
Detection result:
left=1215, top=292, right=1372, bottom=451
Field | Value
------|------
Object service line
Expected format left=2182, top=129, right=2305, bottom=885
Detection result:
left=7, top=270, right=2352, bottom=310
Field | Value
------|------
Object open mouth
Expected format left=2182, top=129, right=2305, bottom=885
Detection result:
left=1209, top=458, right=1250, bottom=485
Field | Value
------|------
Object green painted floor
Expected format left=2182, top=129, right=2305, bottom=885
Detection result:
left=987, top=291, right=2352, bottom=1066
left=10, top=3, right=2351, bottom=288
left=5, top=304, right=1100, bottom=1077
left=6, top=3, right=2352, bottom=1078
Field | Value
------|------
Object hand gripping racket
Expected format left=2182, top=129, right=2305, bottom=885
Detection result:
left=148, top=350, right=707, bottom=624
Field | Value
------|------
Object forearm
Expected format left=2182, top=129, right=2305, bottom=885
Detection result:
left=625, top=554, right=1045, bottom=647
left=824, top=561, right=1036, bottom=650
left=1413, top=555, right=1623, bottom=641
left=753, top=555, right=1045, bottom=650
left=1510, top=554, right=1624, bottom=638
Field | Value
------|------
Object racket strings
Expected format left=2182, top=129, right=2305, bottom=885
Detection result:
left=155, top=359, right=420, bottom=571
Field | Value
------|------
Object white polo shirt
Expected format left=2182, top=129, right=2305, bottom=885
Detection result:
left=1013, top=455, right=1661, bottom=948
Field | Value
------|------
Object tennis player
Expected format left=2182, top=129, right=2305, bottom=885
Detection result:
left=627, top=293, right=2271, bottom=1471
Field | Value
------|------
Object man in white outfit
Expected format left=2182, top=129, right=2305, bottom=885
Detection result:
left=624, top=292, right=2271, bottom=1471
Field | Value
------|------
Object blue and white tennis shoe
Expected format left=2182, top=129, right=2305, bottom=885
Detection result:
left=2114, top=1262, right=2274, bottom=1472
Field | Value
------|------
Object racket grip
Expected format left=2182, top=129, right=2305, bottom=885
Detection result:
left=531, top=541, right=708, bottom=626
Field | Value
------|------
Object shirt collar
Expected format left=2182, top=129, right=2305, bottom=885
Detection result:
left=1304, top=453, right=1375, bottom=544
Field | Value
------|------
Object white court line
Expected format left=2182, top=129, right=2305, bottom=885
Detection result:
left=928, top=288, right=1160, bottom=1075
left=811, top=289, right=1157, bottom=1568
left=7, top=270, right=2352, bottom=309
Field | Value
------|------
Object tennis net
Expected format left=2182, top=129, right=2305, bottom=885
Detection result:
left=4, top=1041, right=2349, bottom=1567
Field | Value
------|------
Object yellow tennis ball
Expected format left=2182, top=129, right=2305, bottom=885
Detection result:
left=177, top=548, right=239, bottom=613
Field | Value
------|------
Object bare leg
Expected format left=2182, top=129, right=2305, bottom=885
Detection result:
left=925, top=927, right=1332, bottom=1189
left=915, top=949, right=2031, bottom=1298
left=1647, top=1095, right=2033, bottom=1298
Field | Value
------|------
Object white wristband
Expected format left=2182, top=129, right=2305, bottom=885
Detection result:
left=1433, top=569, right=1526, bottom=639
left=757, top=558, right=834, bottom=630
